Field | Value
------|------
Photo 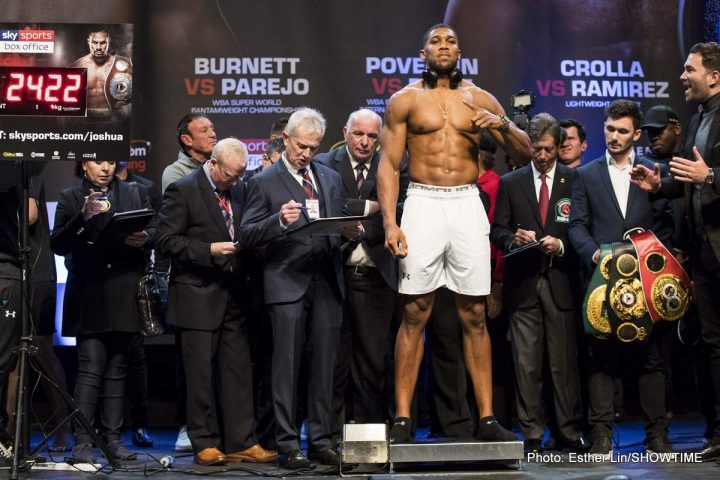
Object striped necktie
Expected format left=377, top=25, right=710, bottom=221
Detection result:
left=355, top=162, right=367, bottom=192
left=215, top=190, right=235, bottom=241
left=297, top=167, right=318, bottom=199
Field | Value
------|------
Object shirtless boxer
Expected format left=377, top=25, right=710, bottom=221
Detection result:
left=70, top=26, right=132, bottom=120
left=377, top=23, right=531, bottom=443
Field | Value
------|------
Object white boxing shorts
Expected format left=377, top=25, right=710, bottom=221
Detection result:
left=398, top=182, right=491, bottom=296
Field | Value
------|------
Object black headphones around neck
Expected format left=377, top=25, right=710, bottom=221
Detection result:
left=422, top=65, right=463, bottom=89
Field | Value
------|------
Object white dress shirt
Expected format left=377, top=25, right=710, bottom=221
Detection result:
left=346, top=147, right=374, bottom=267
left=605, top=150, right=635, bottom=219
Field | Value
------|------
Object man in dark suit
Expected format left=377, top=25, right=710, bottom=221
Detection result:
left=631, top=42, right=720, bottom=460
left=157, top=138, right=298, bottom=466
left=242, top=108, right=360, bottom=470
left=492, top=113, right=585, bottom=454
left=569, top=99, right=674, bottom=459
left=315, top=109, right=407, bottom=437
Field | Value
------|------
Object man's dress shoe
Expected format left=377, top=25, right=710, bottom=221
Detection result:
left=278, top=450, right=316, bottom=470
left=195, top=447, right=227, bottom=466
left=225, top=444, right=278, bottom=463
left=308, top=448, right=342, bottom=466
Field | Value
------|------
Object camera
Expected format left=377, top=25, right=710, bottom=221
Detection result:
left=511, top=90, right=535, bottom=131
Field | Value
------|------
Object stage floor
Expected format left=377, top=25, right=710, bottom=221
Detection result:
left=3, top=412, right=719, bottom=479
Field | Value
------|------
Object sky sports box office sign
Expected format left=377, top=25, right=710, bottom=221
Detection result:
left=0, top=23, right=132, bottom=163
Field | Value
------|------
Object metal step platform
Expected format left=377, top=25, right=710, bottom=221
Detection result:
left=389, top=440, right=524, bottom=464
left=341, top=423, right=524, bottom=471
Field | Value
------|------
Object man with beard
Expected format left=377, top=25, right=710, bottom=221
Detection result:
left=631, top=43, right=720, bottom=460
left=377, top=23, right=531, bottom=443
left=70, top=26, right=132, bottom=120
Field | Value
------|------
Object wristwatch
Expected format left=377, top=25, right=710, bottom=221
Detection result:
left=705, top=168, right=715, bottom=185
left=499, top=114, right=511, bottom=132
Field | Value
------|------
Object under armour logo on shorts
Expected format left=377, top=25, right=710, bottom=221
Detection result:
left=401, top=272, right=411, bottom=280
left=4, top=310, right=16, bottom=319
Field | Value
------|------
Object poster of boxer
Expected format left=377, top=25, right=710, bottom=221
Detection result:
left=0, top=22, right=132, bottom=163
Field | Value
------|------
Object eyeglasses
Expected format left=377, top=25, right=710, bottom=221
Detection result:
left=212, top=159, right=243, bottom=182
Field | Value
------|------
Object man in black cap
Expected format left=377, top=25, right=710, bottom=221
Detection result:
left=641, top=105, right=683, bottom=162
left=641, top=105, right=685, bottom=254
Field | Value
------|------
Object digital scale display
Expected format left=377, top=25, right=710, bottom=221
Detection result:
left=0, top=66, right=87, bottom=116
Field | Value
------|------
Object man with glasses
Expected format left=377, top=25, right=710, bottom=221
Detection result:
left=157, top=138, right=298, bottom=466
left=316, top=109, right=408, bottom=440
left=242, top=108, right=361, bottom=470
left=491, top=113, right=585, bottom=454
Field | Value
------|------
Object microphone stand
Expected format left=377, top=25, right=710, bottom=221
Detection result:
left=8, top=160, right=118, bottom=477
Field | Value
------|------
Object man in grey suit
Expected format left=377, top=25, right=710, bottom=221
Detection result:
left=242, top=108, right=361, bottom=470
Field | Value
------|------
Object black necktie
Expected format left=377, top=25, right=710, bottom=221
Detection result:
left=355, top=162, right=366, bottom=191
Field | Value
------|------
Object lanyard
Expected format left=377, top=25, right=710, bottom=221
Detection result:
left=215, top=191, right=233, bottom=219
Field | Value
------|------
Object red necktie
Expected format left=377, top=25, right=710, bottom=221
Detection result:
left=539, top=173, right=549, bottom=226
left=298, top=167, right=318, bottom=200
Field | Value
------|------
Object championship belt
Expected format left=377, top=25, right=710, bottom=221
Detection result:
left=606, top=242, right=653, bottom=343
left=582, top=244, right=612, bottom=338
left=628, top=230, right=693, bottom=322
left=104, top=55, right=133, bottom=114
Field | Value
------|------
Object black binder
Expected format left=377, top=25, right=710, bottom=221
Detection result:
left=96, top=208, right=154, bottom=244
left=286, top=215, right=370, bottom=236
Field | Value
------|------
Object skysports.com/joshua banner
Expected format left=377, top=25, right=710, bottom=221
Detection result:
left=527, top=451, right=703, bottom=464
left=0, top=130, right=124, bottom=142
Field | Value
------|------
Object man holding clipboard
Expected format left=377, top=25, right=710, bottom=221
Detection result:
left=242, top=108, right=361, bottom=470
left=491, top=113, right=584, bottom=454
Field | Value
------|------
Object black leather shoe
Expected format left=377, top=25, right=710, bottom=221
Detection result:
left=107, top=440, right=137, bottom=460
left=646, top=436, right=673, bottom=454
left=700, top=436, right=720, bottom=462
left=561, top=435, right=591, bottom=453
left=132, top=428, right=154, bottom=448
left=308, top=448, right=341, bottom=466
left=588, top=437, right=612, bottom=461
left=543, top=436, right=558, bottom=450
left=524, top=438, right=543, bottom=454
left=278, top=450, right=316, bottom=470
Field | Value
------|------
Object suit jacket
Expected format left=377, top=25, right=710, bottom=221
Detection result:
left=314, top=148, right=409, bottom=290
left=491, top=163, right=577, bottom=310
left=569, top=155, right=673, bottom=271
left=51, top=179, right=155, bottom=336
left=156, top=167, right=281, bottom=330
left=658, top=108, right=720, bottom=260
left=241, top=158, right=345, bottom=305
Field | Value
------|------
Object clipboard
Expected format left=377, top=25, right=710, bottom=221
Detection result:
left=286, top=215, right=370, bottom=236
left=96, top=208, right=154, bottom=244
